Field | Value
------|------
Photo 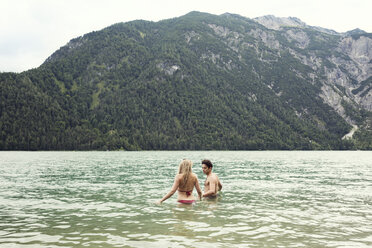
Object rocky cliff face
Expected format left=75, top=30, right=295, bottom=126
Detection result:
left=251, top=16, right=372, bottom=123
left=254, top=15, right=306, bottom=30
left=335, top=36, right=372, bottom=111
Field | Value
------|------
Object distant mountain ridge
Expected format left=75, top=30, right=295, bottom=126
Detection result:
left=1, top=11, right=371, bottom=150
left=253, top=15, right=366, bottom=35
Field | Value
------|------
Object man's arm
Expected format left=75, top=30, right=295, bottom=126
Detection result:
left=218, top=180, right=222, bottom=191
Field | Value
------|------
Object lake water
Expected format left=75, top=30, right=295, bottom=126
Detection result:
left=0, top=151, right=371, bottom=248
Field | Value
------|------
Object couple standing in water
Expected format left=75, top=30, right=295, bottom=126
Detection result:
left=158, top=159, right=222, bottom=204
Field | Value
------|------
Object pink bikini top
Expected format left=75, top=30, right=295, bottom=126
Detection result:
left=178, top=189, right=192, bottom=196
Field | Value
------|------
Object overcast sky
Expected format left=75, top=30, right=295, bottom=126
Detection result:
left=1, top=0, right=371, bottom=73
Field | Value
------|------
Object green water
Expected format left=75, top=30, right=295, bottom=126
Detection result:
left=0, top=151, right=371, bottom=247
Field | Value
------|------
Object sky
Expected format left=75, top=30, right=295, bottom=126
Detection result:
left=1, top=0, right=371, bottom=73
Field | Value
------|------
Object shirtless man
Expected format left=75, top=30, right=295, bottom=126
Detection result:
left=201, top=159, right=222, bottom=198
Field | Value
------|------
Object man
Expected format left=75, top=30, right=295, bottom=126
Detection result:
left=201, top=159, right=222, bottom=198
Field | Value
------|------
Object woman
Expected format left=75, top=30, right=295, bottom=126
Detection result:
left=158, top=159, right=202, bottom=204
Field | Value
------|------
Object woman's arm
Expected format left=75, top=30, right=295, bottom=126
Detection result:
left=195, top=176, right=202, bottom=200
left=158, top=175, right=180, bottom=203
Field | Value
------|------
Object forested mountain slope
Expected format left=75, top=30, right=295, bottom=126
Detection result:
left=1, top=12, right=371, bottom=150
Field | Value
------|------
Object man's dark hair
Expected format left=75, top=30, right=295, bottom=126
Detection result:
left=202, top=159, right=213, bottom=168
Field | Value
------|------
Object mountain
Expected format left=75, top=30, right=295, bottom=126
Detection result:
left=344, top=28, right=367, bottom=36
left=1, top=11, right=371, bottom=150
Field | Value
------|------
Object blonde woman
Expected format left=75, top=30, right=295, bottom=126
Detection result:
left=158, top=159, right=202, bottom=204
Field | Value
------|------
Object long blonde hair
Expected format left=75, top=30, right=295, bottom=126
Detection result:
left=178, top=159, right=192, bottom=188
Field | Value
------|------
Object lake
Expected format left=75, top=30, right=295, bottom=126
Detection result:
left=0, top=151, right=371, bottom=247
